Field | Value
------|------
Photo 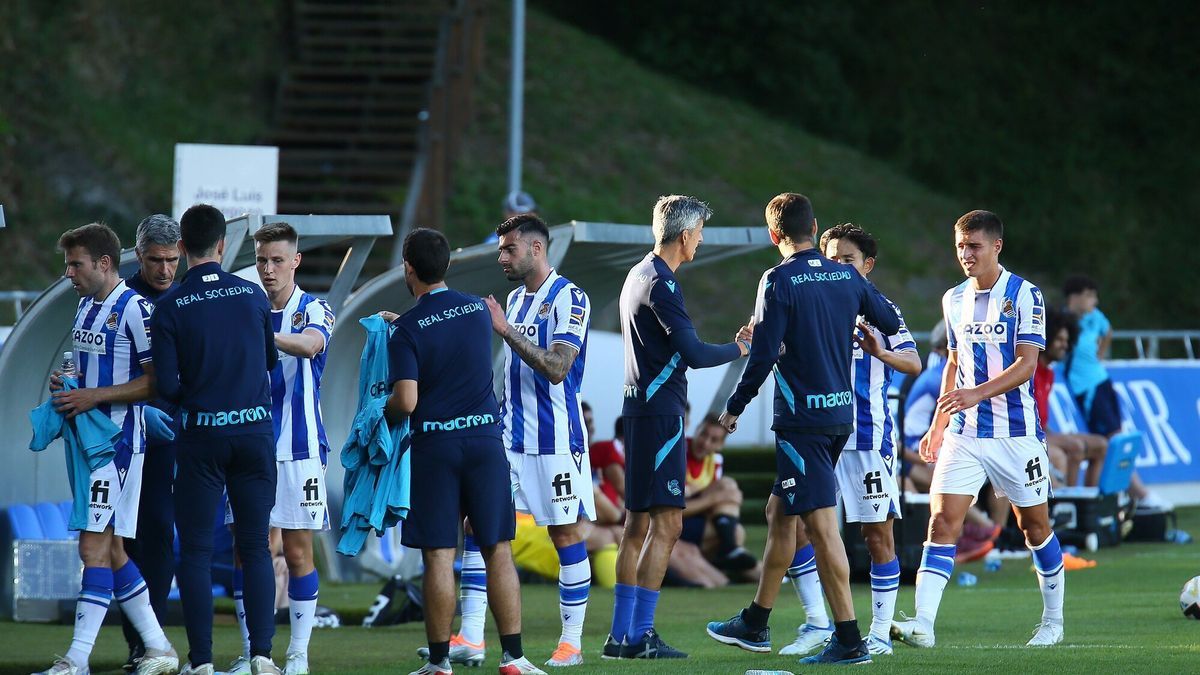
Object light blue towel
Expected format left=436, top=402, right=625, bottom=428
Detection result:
left=337, top=315, right=412, bottom=556
left=29, top=376, right=122, bottom=530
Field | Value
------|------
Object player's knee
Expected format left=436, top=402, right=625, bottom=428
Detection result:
left=547, top=524, right=581, bottom=549
left=928, top=511, right=963, bottom=542
left=862, top=523, right=894, bottom=560
left=78, top=541, right=110, bottom=568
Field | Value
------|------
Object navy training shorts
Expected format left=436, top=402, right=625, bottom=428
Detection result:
left=402, top=434, right=516, bottom=549
left=771, top=431, right=849, bottom=515
left=624, top=415, right=686, bottom=512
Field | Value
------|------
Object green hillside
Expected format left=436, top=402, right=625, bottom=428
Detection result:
left=444, top=7, right=967, bottom=335
left=0, top=1, right=281, bottom=296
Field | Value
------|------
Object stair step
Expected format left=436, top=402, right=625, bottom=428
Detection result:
left=282, top=80, right=428, bottom=97
left=280, top=148, right=416, bottom=163
left=295, top=1, right=446, bottom=21
left=279, top=99, right=420, bottom=115
left=272, top=130, right=417, bottom=148
left=280, top=164, right=411, bottom=182
left=286, top=65, right=434, bottom=80
left=279, top=183, right=403, bottom=200
left=276, top=116, right=419, bottom=134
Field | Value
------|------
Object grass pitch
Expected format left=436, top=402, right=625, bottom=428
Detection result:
left=2, top=509, right=1198, bottom=674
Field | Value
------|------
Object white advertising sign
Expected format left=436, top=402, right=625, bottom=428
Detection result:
left=172, top=143, right=278, bottom=220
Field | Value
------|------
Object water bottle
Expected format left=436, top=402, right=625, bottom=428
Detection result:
left=746, top=670, right=796, bottom=675
left=956, top=571, right=977, bottom=587
left=60, top=351, right=76, bottom=379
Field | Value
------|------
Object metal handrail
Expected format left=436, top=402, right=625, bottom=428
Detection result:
left=0, top=290, right=43, bottom=320
left=907, top=329, right=1199, bottom=360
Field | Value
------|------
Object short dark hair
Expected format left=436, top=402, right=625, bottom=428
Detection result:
left=954, top=210, right=1003, bottom=240
left=1062, top=275, right=1097, bottom=298
left=765, top=193, right=815, bottom=244
left=180, top=204, right=227, bottom=257
left=698, top=412, right=728, bottom=436
left=403, top=228, right=451, bottom=284
left=58, top=222, right=121, bottom=265
left=253, top=221, right=298, bottom=246
left=1046, top=305, right=1079, bottom=350
left=581, top=401, right=592, bottom=414
left=819, top=223, right=878, bottom=259
left=496, top=213, right=550, bottom=242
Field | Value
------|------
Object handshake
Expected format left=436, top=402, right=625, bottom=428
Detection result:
left=735, top=317, right=755, bottom=357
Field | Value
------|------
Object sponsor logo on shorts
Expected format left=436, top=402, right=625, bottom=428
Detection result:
left=551, top=473, right=577, bottom=507
left=781, top=478, right=796, bottom=489
left=422, top=413, right=496, bottom=433
left=786, top=492, right=796, bottom=504
left=861, top=471, right=888, bottom=501
left=1024, top=457, right=1047, bottom=487
left=623, top=385, right=639, bottom=398
left=667, top=479, right=682, bottom=496
left=90, top=480, right=110, bottom=504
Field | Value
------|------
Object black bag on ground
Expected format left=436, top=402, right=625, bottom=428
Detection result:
left=363, top=575, right=425, bottom=627
left=1127, top=507, right=1176, bottom=542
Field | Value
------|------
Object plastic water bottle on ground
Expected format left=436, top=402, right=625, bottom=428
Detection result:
left=957, top=571, right=978, bottom=586
left=747, top=670, right=796, bottom=675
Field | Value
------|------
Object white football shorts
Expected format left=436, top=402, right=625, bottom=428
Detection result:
left=835, top=449, right=902, bottom=523
left=509, top=450, right=596, bottom=526
left=930, top=432, right=1052, bottom=507
left=226, top=456, right=328, bottom=530
left=83, top=453, right=144, bottom=538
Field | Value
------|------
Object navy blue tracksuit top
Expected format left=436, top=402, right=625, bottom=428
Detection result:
left=149, top=261, right=277, bottom=436
left=727, top=248, right=901, bottom=433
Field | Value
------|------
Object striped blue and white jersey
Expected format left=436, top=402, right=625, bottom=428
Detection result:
left=269, top=285, right=333, bottom=462
left=71, top=280, right=153, bottom=455
left=845, top=299, right=917, bottom=457
left=943, top=267, right=1046, bottom=439
left=500, top=270, right=591, bottom=456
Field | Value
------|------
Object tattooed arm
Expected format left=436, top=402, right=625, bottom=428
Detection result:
left=485, top=295, right=579, bottom=384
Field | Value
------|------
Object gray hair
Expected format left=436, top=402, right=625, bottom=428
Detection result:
left=135, top=214, right=181, bottom=253
left=652, top=195, right=712, bottom=245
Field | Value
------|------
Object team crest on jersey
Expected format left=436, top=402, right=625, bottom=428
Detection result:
left=105, top=312, right=119, bottom=331
left=537, top=302, right=551, bottom=320
left=292, top=311, right=305, bottom=329
left=1002, top=298, right=1016, bottom=318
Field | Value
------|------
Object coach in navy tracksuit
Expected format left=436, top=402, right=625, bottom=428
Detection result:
left=710, top=193, right=901, bottom=666
left=384, top=228, right=541, bottom=674
left=120, top=214, right=182, bottom=669
left=150, top=204, right=280, bottom=673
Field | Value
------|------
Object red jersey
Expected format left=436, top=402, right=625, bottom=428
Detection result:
left=1034, top=360, right=1053, bottom=430
left=590, top=439, right=625, bottom=505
